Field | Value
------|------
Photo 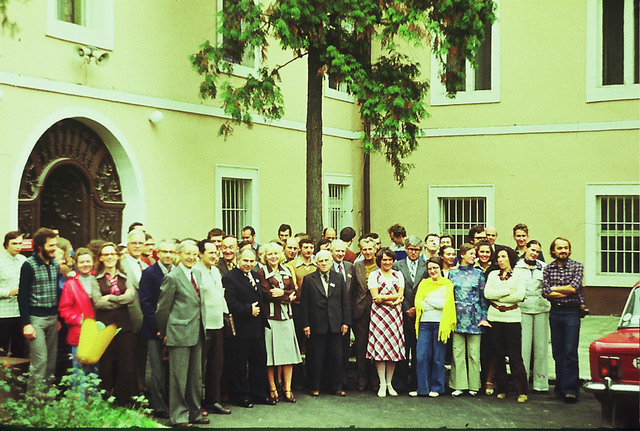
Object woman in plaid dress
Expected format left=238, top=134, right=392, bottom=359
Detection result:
left=366, top=248, right=406, bottom=398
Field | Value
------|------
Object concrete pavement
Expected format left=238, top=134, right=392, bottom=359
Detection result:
left=155, top=314, right=621, bottom=428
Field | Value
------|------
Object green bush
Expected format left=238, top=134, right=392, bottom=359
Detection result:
left=0, top=363, right=161, bottom=428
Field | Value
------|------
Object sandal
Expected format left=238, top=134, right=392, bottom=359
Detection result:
left=269, top=389, right=279, bottom=403
left=283, top=390, right=296, bottom=403
left=485, top=382, right=494, bottom=396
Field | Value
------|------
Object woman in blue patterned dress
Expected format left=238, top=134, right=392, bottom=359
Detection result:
left=366, top=248, right=405, bottom=398
left=448, top=243, right=490, bottom=397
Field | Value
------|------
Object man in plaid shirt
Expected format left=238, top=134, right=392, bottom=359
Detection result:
left=541, top=237, right=584, bottom=404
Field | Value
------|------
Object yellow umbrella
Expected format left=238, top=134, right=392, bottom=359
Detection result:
left=76, top=318, right=120, bottom=365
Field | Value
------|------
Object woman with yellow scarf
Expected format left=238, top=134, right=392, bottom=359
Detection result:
left=409, top=257, right=456, bottom=397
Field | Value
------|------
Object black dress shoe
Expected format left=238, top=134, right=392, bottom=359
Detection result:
left=190, top=417, right=210, bottom=425
left=237, top=399, right=254, bottom=408
left=208, top=402, right=231, bottom=415
left=152, top=410, right=169, bottom=419
left=254, top=396, right=277, bottom=405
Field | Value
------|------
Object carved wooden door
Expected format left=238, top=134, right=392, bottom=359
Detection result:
left=18, top=119, right=125, bottom=249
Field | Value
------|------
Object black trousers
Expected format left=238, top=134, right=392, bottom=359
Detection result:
left=202, top=328, right=224, bottom=404
left=231, top=336, right=268, bottom=402
left=0, top=317, right=26, bottom=358
left=308, top=332, right=343, bottom=392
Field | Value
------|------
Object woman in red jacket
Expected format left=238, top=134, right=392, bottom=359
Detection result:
left=58, top=247, right=98, bottom=387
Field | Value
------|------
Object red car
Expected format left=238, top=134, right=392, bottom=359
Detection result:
left=584, top=281, right=640, bottom=428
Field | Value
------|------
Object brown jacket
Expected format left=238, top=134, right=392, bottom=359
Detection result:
left=257, top=265, right=296, bottom=320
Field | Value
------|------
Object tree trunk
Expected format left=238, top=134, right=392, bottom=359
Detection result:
left=305, top=46, right=324, bottom=240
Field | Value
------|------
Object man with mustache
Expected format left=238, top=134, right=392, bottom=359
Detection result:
left=18, top=227, right=60, bottom=390
left=541, top=237, right=584, bottom=404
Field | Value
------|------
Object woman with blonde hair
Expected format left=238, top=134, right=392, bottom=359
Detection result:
left=256, top=242, right=301, bottom=403
left=411, top=257, right=456, bottom=397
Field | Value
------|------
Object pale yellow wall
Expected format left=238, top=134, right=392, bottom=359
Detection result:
left=369, top=128, right=640, bottom=266
left=0, top=1, right=364, bottom=243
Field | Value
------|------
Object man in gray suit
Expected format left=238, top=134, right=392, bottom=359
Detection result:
left=157, top=240, right=209, bottom=428
left=331, top=240, right=355, bottom=388
left=392, top=235, right=428, bottom=393
left=120, top=229, right=149, bottom=393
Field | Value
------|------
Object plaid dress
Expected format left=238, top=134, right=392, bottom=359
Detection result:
left=366, top=270, right=406, bottom=361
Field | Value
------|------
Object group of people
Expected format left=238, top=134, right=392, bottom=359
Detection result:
left=0, top=221, right=586, bottom=427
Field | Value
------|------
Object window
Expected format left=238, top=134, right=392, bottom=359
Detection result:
left=587, top=0, right=640, bottom=101
left=218, top=0, right=259, bottom=76
left=428, top=185, right=495, bottom=248
left=585, top=183, right=640, bottom=286
left=325, top=74, right=354, bottom=102
left=46, top=0, right=114, bottom=50
left=324, top=174, right=353, bottom=233
left=429, top=4, right=500, bottom=106
left=215, top=165, right=259, bottom=238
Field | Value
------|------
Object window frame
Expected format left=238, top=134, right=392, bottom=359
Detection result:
left=586, top=0, right=640, bottom=102
left=46, top=0, right=114, bottom=50
left=429, top=2, right=500, bottom=106
left=428, top=185, right=495, bottom=243
left=324, top=173, right=354, bottom=233
left=585, top=182, right=640, bottom=287
left=217, top=0, right=260, bottom=78
left=215, top=164, right=260, bottom=238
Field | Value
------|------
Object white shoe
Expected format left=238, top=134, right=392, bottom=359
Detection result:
left=387, top=384, right=398, bottom=396
left=451, top=390, right=463, bottom=397
left=428, top=391, right=439, bottom=398
left=408, top=391, right=418, bottom=397
left=469, top=390, right=478, bottom=396
left=377, top=385, right=386, bottom=398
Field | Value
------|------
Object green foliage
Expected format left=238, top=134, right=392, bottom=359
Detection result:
left=0, top=364, right=160, bottom=428
left=190, top=0, right=496, bottom=184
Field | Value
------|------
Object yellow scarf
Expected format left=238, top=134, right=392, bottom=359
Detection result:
left=414, top=277, right=457, bottom=343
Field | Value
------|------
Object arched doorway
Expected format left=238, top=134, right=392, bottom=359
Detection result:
left=18, top=119, right=125, bottom=248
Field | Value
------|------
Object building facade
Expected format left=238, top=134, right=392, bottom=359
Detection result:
left=1, top=1, right=638, bottom=311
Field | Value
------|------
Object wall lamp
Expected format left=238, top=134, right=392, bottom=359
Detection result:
left=76, top=45, right=110, bottom=66
left=148, top=110, right=164, bottom=124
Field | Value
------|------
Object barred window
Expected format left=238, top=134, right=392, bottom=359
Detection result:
left=597, top=195, right=640, bottom=274
left=439, top=197, right=486, bottom=248
left=222, top=178, right=250, bottom=238
left=328, top=184, right=348, bottom=233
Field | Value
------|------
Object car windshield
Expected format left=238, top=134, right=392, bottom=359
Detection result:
left=618, top=287, right=640, bottom=329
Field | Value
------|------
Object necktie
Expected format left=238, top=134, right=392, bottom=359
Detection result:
left=338, top=264, right=344, bottom=278
left=410, top=260, right=417, bottom=282
left=106, top=273, right=120, bottom=295
left=247, top=273, right=256, bottom=289
left=191, top=272, right=200, bottom=298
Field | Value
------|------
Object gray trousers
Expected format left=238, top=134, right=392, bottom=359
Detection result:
left=147, top=338, right=169, bottom=414
left=521, top=312, right=550, bottom=391
left=27, top=315, right=58, bottom=390
left=168, top=336, right=203, bottom=425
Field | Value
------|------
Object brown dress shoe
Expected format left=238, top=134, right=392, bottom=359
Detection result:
left=309, top=390, right=320, bottom=396
left=335, top=390, right=347, bottom=397
left=191, top=417, right=210, bottom=425
left=172, top=423, right=192, bottom=428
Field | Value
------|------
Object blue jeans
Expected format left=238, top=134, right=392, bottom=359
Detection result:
left=71, top=345, right=99, bottom=399
left=416, top=322, right=446, bottom=395
left=549, top=306, right=580, bottom=397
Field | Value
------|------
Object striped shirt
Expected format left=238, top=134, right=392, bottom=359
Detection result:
left=0, top=248, right=26, bottom=318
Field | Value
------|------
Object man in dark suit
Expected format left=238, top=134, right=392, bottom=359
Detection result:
left=352, top=237, right=378, bottom=391
left=331, top=240, right=356, bottom=388
left=217, top=235, right=238, bottom=277
left=392, top=235, right=428, bottom=393
left=222, top=248, right=275, bottom=408
left=156, top=240, right=209, bottom=428
left=300, top=250, right=351, bottom=396
left=139, top=239, right=177, bottom=419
